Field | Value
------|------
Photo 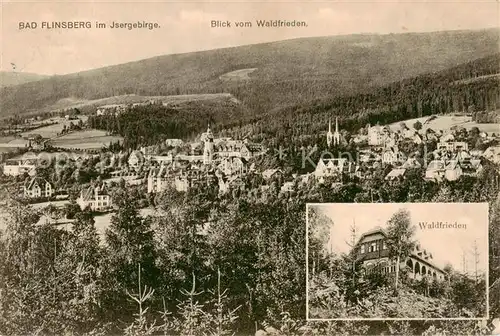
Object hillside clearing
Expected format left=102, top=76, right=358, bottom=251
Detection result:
left=20, top=116, right=88, bottom=139
left=389, top=115, right=500, bottom=134
left=48, top=129, right=123, bottom=150
left=219, top=68, right=257, bottom=81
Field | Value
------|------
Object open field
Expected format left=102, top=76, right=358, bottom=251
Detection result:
left=0, top=203, right=155, bottom=236
left=389, top=114, right=500, bottom=134
left=0, top=136, right=16, bottom=144
left=93, top=208, right=157, bottom=236
left=48, top=129, right=123, bottom=150
left=453, top=73, right=500, bottom=85
left=20, top=116, right=88, bottom=139
left=32, top=93, right=242, bottom=114
left=0, top=138, right=30, bottom=148
left=219, top=68, right=257, bottom=81
left=10, top=151, right=96, bottom=162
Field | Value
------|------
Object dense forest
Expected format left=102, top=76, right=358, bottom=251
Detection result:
left=87, top=54, right=500, bottom=150
left=1, top=161, right=500, bottom=335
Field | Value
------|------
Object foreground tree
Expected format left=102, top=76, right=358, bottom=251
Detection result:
left=385, top=209, right=416, bottom=295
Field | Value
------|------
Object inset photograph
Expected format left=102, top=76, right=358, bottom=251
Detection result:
left=306, top=203, right=488, bottom=320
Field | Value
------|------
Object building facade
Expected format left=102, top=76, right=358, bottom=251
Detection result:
left=23, top=177, right=54, bottom=198
left=354, top=227, right=447, bottom=282
left=77, top=185, right=112, bottom=211
left=3, top=159, right=37, bottom=177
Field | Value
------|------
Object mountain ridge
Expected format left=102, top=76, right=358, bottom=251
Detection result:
left=1, top=28, right=499, bottom=118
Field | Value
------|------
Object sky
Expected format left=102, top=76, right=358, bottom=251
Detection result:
left=1, top=0, right=499, bottom=75
left=309, top=203, right=489, bottom=274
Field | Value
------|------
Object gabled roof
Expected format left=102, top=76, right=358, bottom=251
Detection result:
left=356, top=226, right=387, bottom=245
left=25, top=177, right=51, bottom=190
left=385, top=168, right=406, bottom=180
left=81, top=184, right=109, bottom=201
left=262, top=168, right=282, bottom=179
left=427, top=160, right=446, bottom=170
left=445, top=160, right=460, bottom=170
left=402, top=157, right=422, bottom=169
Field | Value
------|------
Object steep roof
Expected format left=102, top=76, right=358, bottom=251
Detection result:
left=24, top=177, right=51, bottom=190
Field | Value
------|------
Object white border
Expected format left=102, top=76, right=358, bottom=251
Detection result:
left=305, top=202, right=490, bottom=321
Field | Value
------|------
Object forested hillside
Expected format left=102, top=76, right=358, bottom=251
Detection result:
left=0, top=71, right=49, bottom=88
left=87, top=54, right=500, bottom=149
left=1, top=28, right=499, bottom=118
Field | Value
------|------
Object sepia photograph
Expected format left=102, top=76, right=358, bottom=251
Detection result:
left=306, top=203, right=489, bottom=320
left=1, top=0, right=500, bottom=335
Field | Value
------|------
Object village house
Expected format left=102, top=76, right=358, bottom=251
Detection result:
left=147, top=166, right=196, bottom=194
left=381, top=146, right=401, bottom=165
left=354, top=226, right=447, bottom=282
left=128, top=150, right=145, bottom=169
left=280, top=181, right=296, bottom=193
left=165, top=139, right=184, bottom=147
left=482, top=146, right=500, bottom=164
left=413, top=133, right=423, bottom=145
left=444, top=160, right=463, bottom=181
left=96, top=104, right=127, bottom=116
left=425, top=160, right=446, bottom=181
left=23, top=177, right=54, bottom=198
left=217, top=157, right=248, bottom=176
left=77, top=185, right=112, bottom=211
left=437, top=140, right=469, bottom=152
left=214, top=139, right=263, bottom=160
left=401, top=157, right=422, bottom=169
left=425, top=158, right=472, bottom=182
left=140, top=146, right=157, bottom=156
left=262, top=168, right=283, bottom=180
left=460, top=158, right=483, bottom=177
left=385, top=168, right=407, bottom=181
left=147, top=154, right=174, bottom=166
left=383, top=133, right=398, bottom=148
left=368, top=125, right=390, bottom=146
left=217, top=175, right=246, bottom=195
left=2, top=159, right=37, bottom=177
left=314, top=157, right=356, bottom=183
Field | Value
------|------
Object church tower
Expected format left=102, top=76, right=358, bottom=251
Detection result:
left=333, top=117, right=341, bottom=146
left=203, top=124, right=214, bottom=164
left=326, top=119, right=333, bottom=147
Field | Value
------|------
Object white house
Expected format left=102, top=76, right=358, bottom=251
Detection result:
left=385, top=168, right=407, bottom=181
left=77, top=185, right=112, bottom=211
left=482, top=146, right=500, bottom=164
left=381, top=147, right=401, bottom=165
left=425, top=160, right=446, bottom=181
left=23, top=177, right=54, bottom=198
left=314, top=158, right=355, bottom=181
left=368, top=125, right=389, bottom=146
left=165, top=139, right=184, bottom=147
left=128, top=150, right=144, bottom=169
left=2, top=159, right=36, bottom=177
left=444, top=160, right=463, bottom=181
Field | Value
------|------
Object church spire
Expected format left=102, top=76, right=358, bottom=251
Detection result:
left=327, top=118, right=333, bottom=147
left=333, top=117, right=341, bottom=146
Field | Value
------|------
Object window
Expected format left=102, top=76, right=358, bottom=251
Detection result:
left=370, top=242, right=377, bottom=252
left=383, top=241, right=387, bottom=250
left=360, top=244, right=365, bottom=254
